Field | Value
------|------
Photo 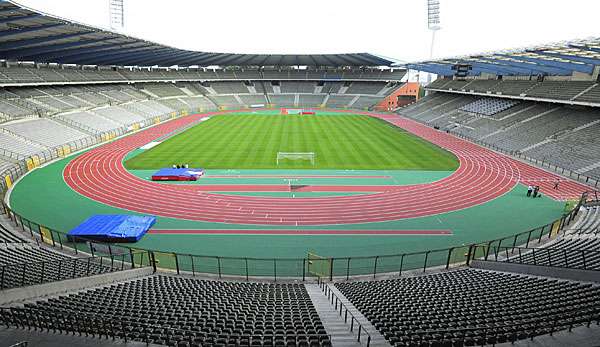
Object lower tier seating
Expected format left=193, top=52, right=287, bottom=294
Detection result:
left=18, top=275, right=331, bottom=347
left=335, top=269, right=600, bottom=346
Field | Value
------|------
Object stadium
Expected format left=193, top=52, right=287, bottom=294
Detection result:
left=0, top=0, right=599, bottom=346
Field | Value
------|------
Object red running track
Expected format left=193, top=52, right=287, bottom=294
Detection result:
left=148, top=229, right=452, bottom=235
left=63, top=110, right=592, bottom=226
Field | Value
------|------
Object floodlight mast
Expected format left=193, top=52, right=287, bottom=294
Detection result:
left=426, top=0, right=441, bottom=83
left=109, top=0, right=124, bottom=31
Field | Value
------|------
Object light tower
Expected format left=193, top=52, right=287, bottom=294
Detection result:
left=426, top=0, right=441, bottom=83
left=109, top=0, right=124, bottom=31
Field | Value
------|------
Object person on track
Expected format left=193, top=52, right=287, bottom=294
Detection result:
left=553, top=179, right=560, bottom=190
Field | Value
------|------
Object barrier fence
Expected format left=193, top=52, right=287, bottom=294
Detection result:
left=0, top=190, right=592, bottom=281
left=470, top=245, right=600, bottom=271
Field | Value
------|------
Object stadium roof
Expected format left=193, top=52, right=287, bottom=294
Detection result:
left=0, top=0, right=395, bottom=68
left=406, top=37, right=600, bottom=77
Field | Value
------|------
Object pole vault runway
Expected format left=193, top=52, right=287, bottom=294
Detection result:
left=62, top=110, right=592, bottom=226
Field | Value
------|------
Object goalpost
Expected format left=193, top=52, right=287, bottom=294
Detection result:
left=276, top=152, right=315, bottom=166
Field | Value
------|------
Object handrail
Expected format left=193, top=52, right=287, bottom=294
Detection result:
left=471, top=244, right=600, bottom=271
left=0, top=306, right=333, bottom=346
left=319, top=280, right=372, bottom=347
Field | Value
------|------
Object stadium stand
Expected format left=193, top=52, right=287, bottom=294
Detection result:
left=425, top=79, right=600, bottom=104
left=14, top=275, right=331, bottom=346
left=459, top=98, right=519, bottom=116
left=0, top=244, right=115, bottom=289
left=400, top=89, right=600, bottom=180
left=335, top=268, right=600, bottom=346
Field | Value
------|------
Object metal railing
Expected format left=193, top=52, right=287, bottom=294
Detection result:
left=0, top=190, right=588, bottom=281
left=0, top=250, right=150, bottom=290
left=320, top=280, right=372, bottom=347
left=0, top=306, right=332, bottom=347
left=470, top=244, right=600, bottom=271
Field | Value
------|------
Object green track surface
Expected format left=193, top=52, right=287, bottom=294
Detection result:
left=10, top=152, right=564, bottom=277
left=124, top=114, right=459, bottom=170
left=6, top=110, right=566, bottom=276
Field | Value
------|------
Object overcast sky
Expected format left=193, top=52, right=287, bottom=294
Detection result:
left=16, top=0, right=600, bottom=63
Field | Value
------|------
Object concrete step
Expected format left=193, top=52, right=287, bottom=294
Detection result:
left=305, top=284, right=363, bottom=347
left=326, top=284, right=391, bottom=347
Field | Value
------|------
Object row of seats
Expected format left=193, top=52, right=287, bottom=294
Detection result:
left=335, top=268, right=600, bottom=347
left=0, top=65, right=405, bottom=84
left=399, top=92, right=600, bottom=179
left=427, top=79, right=599, bottom=103
left=18, top=275, right=331, bottom=346
left=0, top=244, right=113, bottom=289
left=459, top=98, right=520, bottom=116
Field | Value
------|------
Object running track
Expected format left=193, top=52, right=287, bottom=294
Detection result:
left=63, top=110, right=592, bottom=226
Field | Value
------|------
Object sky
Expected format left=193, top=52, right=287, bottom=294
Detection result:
left=16, top=0, right=600, bottom=63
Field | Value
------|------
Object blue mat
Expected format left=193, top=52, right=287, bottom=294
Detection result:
left=68, top=215, right=156, bottom=243
left=151, top=167, right=204, bottom=181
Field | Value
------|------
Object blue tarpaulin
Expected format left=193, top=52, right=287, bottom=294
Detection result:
left=68, top=215, right=156, bottom=243
left=151, top=168, right=204, bottom=181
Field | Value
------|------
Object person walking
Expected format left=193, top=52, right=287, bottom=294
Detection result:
left=553, top=179, right=560, bottom=190
left=533, top=186, right=540, bottom=198
left=527, top=185, right=533, bottom=197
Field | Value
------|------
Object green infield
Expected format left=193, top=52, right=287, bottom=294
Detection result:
left=124, top=114, right=459, bottom=170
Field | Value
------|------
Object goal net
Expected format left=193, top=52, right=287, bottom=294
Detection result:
left=276, top=152, right=315, bottom=165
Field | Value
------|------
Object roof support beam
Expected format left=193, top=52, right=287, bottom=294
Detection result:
left=0, top=13, right=40, bottom=24
left=2, top=37, right=116, bottom=60
left=533, top=51, right=600, bottom=66
left=0, top=23, right=64, bottom=39
left=0, top=31, right=96, bottom=51
left=406, top=63, right=456, bottom=76
left=500, top=54, right=593, bottom=74
left=123, top=49, right=191, bottom=66
left=51, top=43, right=155, bottom=63
left=461, top=61, right=533, bottom=75
left=164, top=51, right=223, bottom=67
left=477, top=57, right=568, bottom=75
left=98, top=47, right=182, bottom=66
left=568, top=44, right=600, bottom=54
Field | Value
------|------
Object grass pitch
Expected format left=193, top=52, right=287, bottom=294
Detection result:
left=124, top=114, right=459, bottom=170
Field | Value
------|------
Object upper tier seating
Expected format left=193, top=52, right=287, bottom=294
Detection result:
left=336, top=268, right=600, bottom=346
left=0, top=66, right=405, bottom=85
left=427, top=79, right=600, bottom=104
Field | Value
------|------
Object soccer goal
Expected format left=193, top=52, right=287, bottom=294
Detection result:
left=276, top=152, right=315, bottom=166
